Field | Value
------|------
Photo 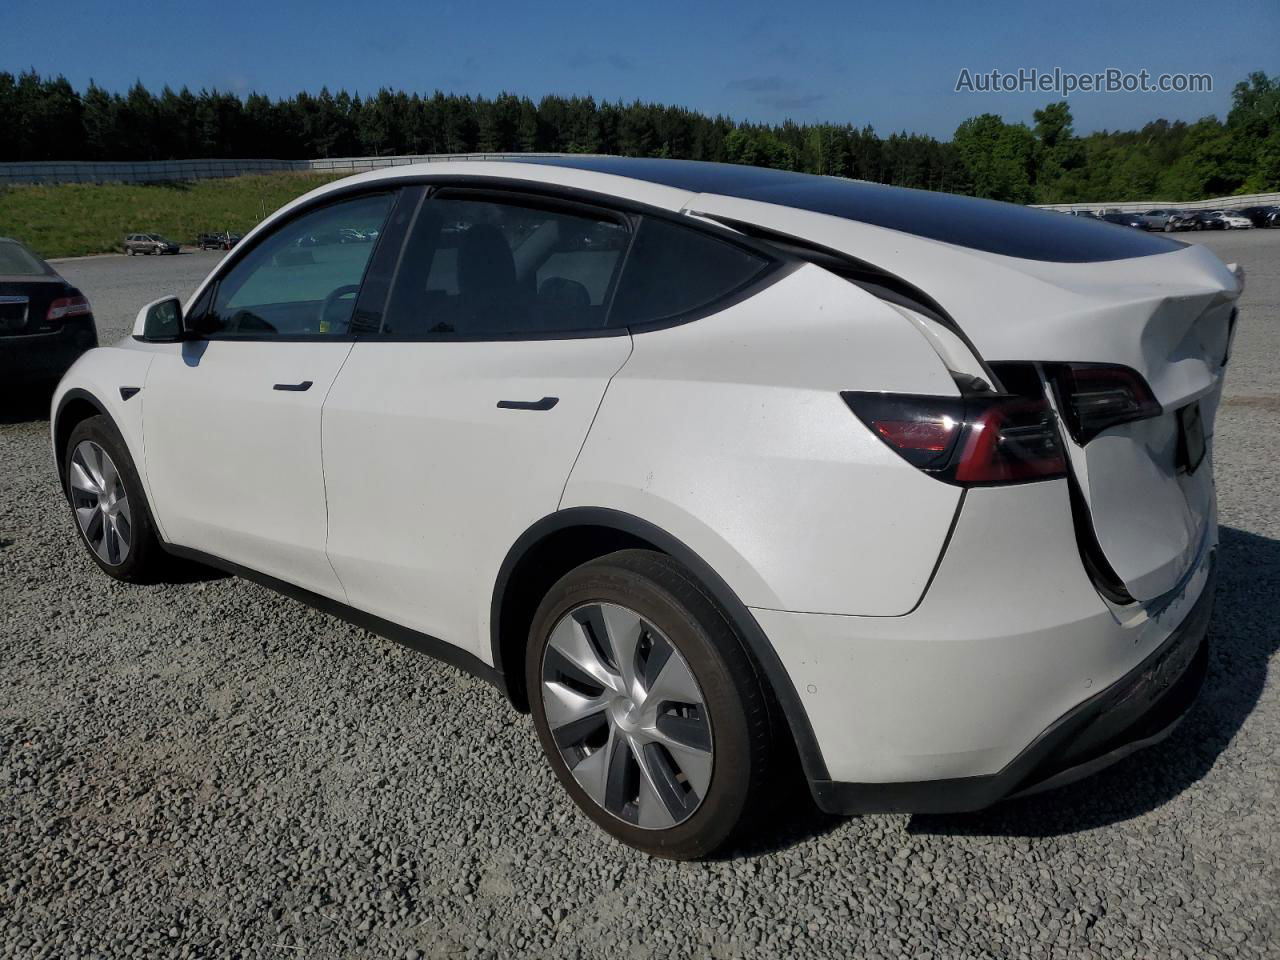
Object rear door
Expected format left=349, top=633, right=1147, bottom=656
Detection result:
left=142, top=189, right=398, bottom=600
left=322, top=187, right=633, bottom=656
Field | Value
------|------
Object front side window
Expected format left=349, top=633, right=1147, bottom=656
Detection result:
left=382, top=195, right=629, bottom=337
left=607, top=217, right=771, bottom=328
left=196, top=192, right=394, bottom=338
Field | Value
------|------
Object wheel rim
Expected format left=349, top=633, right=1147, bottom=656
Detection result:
left=540, top=602, right=714, bottom=830
left=68, top=440, right=132, bottom=566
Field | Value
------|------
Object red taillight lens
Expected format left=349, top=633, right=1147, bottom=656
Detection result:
left=1044, top=363, right=1161, bottom=444
left=842, top=390, right=1066, bottom=486
left=46, top=295, right=92, bottom=321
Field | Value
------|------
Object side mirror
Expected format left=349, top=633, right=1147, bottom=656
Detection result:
left=133, top=296, right=185, bottom=341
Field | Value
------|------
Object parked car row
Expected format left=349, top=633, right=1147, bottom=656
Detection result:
left=1068, top=205, right=1279, bottom=231
left=122, top=232, right=245, bottom=254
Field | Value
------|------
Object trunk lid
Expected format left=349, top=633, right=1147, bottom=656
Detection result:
left=0, top=277, right=71, bottom=337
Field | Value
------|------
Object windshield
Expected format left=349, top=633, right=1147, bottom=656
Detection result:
left=0, top=240, right=54, bottom=277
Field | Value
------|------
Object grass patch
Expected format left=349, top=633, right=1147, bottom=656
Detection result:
left=0, top=172, right=346, bottom=259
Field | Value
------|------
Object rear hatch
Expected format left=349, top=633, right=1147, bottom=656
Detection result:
left=989, top=245, right=1238, bottom=604
left=683, top=192, right=1240, bottom=607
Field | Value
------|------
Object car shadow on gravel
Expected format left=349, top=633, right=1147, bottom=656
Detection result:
left=907, top=525, right=1279, bottom=839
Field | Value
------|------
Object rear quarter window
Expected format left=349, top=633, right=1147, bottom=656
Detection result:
left=608, top=217, right=771, bottom=327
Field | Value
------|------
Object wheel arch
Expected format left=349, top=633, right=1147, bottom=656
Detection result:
left=52, top=388, right=109, bottom=486
left=490, top=506, right=831, bottom=785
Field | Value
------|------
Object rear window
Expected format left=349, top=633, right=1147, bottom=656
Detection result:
left=0, top=241, right=52, bottom=276
left=608, top=217, right=770, bottom=327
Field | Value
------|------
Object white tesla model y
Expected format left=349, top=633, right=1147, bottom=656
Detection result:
left=52, top=158, right=1240, bottom=858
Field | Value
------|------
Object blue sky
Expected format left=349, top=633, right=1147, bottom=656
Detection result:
left=3, top=0, right=1275, bottom=138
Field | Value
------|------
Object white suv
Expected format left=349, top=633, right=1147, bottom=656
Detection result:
left=53, top=158, right=1239, bottom=858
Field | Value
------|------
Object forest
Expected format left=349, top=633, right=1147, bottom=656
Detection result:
left=1, top=69, right=1277, bottom=203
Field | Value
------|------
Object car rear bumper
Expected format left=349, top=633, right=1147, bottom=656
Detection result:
left=750, top=478, right=1217, bottom=812
left=0, top=319, right=98, bottom=383
left=809, top=567, right=1212, bottom=814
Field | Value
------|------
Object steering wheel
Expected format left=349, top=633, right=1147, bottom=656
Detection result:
left=318, top=284, right=361, bottom=332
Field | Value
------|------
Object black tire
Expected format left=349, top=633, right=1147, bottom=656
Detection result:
left=526, top=549, right=777, bottom=859
left=63, top=415, right=167, bottom=583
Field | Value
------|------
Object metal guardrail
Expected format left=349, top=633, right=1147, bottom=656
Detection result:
left=1033, top=192, right=1280, bottom=214
left=2, top=156, right=1275, bottom=215
left=0, top=154, right=587, bottom=185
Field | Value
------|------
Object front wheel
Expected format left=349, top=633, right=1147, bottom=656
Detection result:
left=64, top=415, right=167, bottom=582
left=527, top=549, right=778, bottom=859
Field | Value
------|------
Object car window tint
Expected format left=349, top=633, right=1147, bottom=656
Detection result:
left=382, top=197, right=628, bottom=337
left=607, top=217, right=770, bottom=327
left=198, top=192, right=394, bottom=338
left=0, top=240, right=53, bottom=276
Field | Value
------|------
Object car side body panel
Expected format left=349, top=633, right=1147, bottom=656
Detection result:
left=562, top=261, right=964, bottom=618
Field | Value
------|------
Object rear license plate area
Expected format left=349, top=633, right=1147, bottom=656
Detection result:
left=0, top=296, right=28, bottom=333
left=1177, top=401, right=1206, bottom=474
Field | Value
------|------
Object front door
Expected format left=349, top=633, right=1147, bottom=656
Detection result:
left=143, top=190, right=399, bottom=600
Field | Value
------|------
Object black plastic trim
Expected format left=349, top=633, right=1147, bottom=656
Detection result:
left=162, top=543, right=506, bottom=694
left=272, top=381, right=313, bottom=392
left=119, top=386, right=140, bottom=401
left=490, top=507, right=831, bottom=784
left=812, top=562, right=1214, bottom=814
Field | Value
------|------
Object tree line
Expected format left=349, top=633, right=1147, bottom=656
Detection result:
left=1, top=70, right=1276, bottom=203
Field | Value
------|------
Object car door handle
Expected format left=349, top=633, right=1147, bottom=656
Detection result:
left=496, top=396, right=559, bottom=411
left=273, top=381, right=314, bottom=392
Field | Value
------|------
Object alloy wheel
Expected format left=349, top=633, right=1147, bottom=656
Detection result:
left=540, top=602, right=714, bottom=829
left=68, top=439, right=132, bottom=566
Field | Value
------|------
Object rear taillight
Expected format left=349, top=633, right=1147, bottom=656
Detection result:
left=842, top=390, right=1067, bottom=486
left=47, top=295, right=92, bottom=321
left=1045, top=363, right=1161, bottom=445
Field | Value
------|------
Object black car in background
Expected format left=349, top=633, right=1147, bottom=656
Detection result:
left=0, top=238, right=98, bottom=386
left=197, top=231, right=243, bottom=250
left=1100, top=211, right=1147, bottom=229
left=1238, top=205, right=1280, bottom=228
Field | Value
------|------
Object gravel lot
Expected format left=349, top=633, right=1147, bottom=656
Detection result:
left=3, top=233, right=1278, bottom=959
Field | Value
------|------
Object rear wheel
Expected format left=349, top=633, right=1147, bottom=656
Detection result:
left=527, top=549, right=777, bottom=859
left=64, top=415, right=166, bottom=582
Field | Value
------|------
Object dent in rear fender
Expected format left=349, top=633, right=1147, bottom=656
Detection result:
left=562, top=264, right=964, bottom=617
left=52, top=346, right=162, bottom=534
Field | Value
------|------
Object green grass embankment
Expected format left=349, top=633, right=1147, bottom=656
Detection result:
left=0, top=172, right=345, bottom=259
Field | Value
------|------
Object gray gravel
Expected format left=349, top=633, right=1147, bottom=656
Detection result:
left=3, top=233, right=1278, bottom=959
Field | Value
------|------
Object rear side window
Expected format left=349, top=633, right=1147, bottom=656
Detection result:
left=608, top=217, right=770, bottom=328
left=381, top=195, right=629, bottom=337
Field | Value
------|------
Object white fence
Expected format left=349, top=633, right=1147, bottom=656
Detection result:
left=0, top=153, right=582, bottom=185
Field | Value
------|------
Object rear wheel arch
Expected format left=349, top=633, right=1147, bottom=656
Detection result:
left=490, top=507, right=831, bottom=785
